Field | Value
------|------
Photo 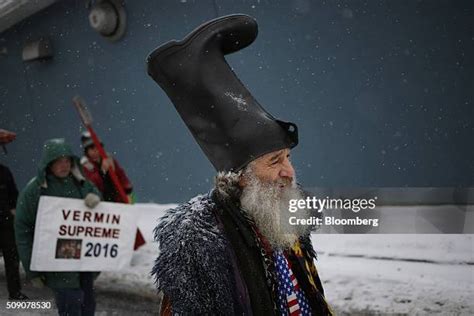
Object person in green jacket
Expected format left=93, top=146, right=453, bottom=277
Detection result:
left=15, top=138, right=101, bottom=316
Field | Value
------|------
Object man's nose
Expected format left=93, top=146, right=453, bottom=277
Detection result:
left=279, top=159, right=295, bottom=179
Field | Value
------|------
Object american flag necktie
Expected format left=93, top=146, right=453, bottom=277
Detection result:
left=274, top=249, right=312, bottom=316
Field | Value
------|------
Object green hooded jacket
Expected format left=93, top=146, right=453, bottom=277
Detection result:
left=15, top=138, right=101, bottom=289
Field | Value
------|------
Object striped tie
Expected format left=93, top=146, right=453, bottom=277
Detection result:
left=274, top=250, right=312, bottom=316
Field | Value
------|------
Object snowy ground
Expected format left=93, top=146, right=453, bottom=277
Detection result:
left=313, top=234, right=473, bottom=315
left=1, top=203, right=473, bottom=315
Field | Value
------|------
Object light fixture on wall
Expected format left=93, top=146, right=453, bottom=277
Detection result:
left=88, top=0, right=126, bottom=42
left=22, top=37, right=53, bottom=61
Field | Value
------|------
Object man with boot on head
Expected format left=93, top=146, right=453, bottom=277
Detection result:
left=147, top=15, right=332, bottom=315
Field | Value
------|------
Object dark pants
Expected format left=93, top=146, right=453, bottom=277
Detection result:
left=0, top=225, right=21, bottom=297
left=53, top=273, right=96, bottom=316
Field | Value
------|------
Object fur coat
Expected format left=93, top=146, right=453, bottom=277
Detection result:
left=152, top=190, right=331, bottom=315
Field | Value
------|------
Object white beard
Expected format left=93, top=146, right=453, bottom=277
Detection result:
left=240, top=172, right=306, bottom=251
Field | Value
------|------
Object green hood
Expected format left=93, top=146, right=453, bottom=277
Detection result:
left=37, top=138, right=82, bottom=184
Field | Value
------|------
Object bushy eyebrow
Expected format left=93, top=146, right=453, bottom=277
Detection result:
left=269, top=151, right=283, bottom=163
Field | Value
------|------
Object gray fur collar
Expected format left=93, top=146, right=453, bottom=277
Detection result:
left=152, top=193, right=236, bottom=314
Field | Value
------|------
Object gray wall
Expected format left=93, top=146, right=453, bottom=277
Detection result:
left=0, top=0, right=472, bottom=203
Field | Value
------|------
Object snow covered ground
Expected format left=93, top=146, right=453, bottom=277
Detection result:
left=1, top=203, right=473, bottom=315
left=313, top=234, right=473, bottom=315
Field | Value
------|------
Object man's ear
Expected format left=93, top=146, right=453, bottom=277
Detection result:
left=239, top=161, right=256, bottom=188
left=238, top=174, right=247, bottom=188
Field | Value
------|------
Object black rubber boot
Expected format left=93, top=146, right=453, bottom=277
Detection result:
left=146, top=14, right=298, bottom=172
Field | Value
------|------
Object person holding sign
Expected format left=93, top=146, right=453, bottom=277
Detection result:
left=147, top=15, right=332, bottom=315
left=15, top=138, right=101, bottom=316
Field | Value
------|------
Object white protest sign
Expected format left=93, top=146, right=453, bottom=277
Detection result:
left=31, top=196, right=137, bottom=271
